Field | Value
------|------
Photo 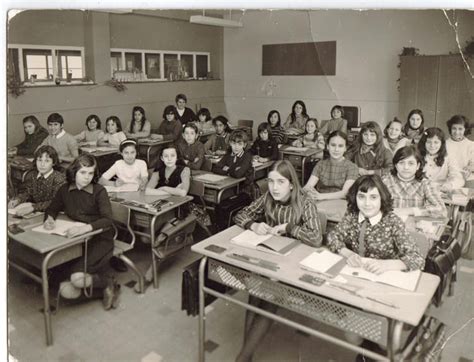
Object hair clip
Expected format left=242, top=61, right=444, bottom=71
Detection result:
left=120, top=139, right=137, bottom=146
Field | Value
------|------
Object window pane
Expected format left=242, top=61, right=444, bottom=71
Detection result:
left=145, top=54, right=161, bottom=79
left=125, top=52, right=142, bottom=72
left=56, top=50, right=82, bottom=79
left=196, top=55, right=209, bottom=78
left=8, top=49, right=20, bottom=82
left=181, top=54, right=194, bottom=78
left=23, top=49, right=53, bottom=81
left=111, top=52, right=122, bottom=77
left=164, top=54, right=178, bottom=80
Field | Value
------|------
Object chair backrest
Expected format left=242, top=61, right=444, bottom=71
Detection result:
left=201, top=158, right=213, bottom=172
left=409, top=231, right=431, bottom=259
left=237, top=119, right=254, bottom=140
left=189, top=179, right=206, bottom=198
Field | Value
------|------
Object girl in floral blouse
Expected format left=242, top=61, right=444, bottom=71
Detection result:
left=327, top=174, right=424, bottom=273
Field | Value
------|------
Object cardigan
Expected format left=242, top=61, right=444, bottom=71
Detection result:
left=234, top=192, right=322, bottom=247
left=327, top=211, right=424, bottom=271
left=176, top=138, right=206, bottom=170
left=16, top=127, right=49, bottom=157
left=16, top=170, right=67, bottom=211
left=212, top=150, right=254, bottom=186
left=157, top=119, right=183, bottom=141
left=249, top=138, right=279, bottom=160
left=175, top=107, right=196, bottom=126
left=204, top=133, right=230, bottom=153
left=346, top=145, right=393, bottom=176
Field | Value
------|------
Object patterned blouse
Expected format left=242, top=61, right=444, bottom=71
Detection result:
left=382, top=174, right=447, bottom=218
left=233, top=192, right=322, bottom=247
left=327, top=211, right=425, bottom=271
left=16, top=170, right=67, bottom=211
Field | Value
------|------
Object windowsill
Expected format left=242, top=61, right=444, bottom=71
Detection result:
left=113, top=78, right=221, bottom=83
left=23, top=80, right=95, bottom=87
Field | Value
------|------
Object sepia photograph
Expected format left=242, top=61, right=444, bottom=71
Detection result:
left=5, top=4, right=474, bottom=361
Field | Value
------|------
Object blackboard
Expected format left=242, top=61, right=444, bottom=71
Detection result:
left=262, top=41, right=336, bottom=76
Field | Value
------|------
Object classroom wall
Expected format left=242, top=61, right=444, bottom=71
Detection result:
left=223, top=10, right=474, bottom=133
left=7, top=10, right=225, bottom=146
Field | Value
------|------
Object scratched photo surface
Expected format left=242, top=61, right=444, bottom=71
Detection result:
left=6, top=8, right=474, bottom=362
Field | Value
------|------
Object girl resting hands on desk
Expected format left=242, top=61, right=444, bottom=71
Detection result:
left=234, top=160, right=323, bottom=362
left=145, top=144, right=190, bottom=197
left=327, top=174, right=425, bottom=275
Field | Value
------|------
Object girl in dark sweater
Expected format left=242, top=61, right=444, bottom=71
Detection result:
left=15, top=115, right=49, bottom=157
left=250, top=123, right=278, bottom=162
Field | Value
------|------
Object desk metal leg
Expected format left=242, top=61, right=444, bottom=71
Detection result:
left=198, top=257, right=208, bottom=362
left=301, top=156, right=307, bottom=185
left=41, top=253, right=53, bottom=346
left=387, top=320, right=404, bottom=360
left=150, top=215, right=160, bottom=289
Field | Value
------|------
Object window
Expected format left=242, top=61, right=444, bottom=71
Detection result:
left=110, top=48, right=211, bottom=82
left=8, top=44, right=86, bottom=85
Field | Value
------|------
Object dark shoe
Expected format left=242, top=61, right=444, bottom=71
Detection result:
left=103, top=278, right=121, bottom=310
left=109, top=256, right=128, bottom=272
left=355, top=340, right=386, bottom=362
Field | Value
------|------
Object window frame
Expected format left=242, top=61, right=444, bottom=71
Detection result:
left=8, top=44, right=86, bottom=86
left=110, top=48, right=211, bottom=82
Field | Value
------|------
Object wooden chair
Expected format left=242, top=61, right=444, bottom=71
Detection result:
left=110, top=202, right=145, bottom=293
left=237, top=119, right=254, bottom=140
left=189, top=180, right=212, bottom=236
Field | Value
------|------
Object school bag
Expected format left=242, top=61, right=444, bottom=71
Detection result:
left=214, top=193, right=252, bottom=231
left=152, top=214, right=197, bottom=259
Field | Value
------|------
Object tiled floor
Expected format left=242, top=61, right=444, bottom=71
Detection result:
left=7, top=234, right=474, bottom=361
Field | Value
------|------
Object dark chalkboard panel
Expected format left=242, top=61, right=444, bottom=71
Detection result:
left=262, top=41, right=336, bottom=76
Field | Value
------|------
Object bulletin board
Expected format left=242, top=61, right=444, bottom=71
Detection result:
left=262, top=41, right=336, bottom=76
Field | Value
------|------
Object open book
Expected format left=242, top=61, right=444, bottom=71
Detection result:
left=340, top=260, right=421, bottom=291
left=299, top=250, right=346, bottom=275
left=32, top=220, right=87, bottom=237
left=193, top=173, right=228, bottom=183
left=231, top=230, right=299, bottom=256
left=104, top=184, right=139, bottom=193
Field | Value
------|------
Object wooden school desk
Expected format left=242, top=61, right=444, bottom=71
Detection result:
left=252, top=159, right=274, bottom=181
left=79, top=145, right=119, bottom=173
left=9, top=156, right=34, bottom=184
left=8, top=214, right=104, bottom=346
left=279, top=145, right=322, bottom=184
left=192, top=226, right=440, bottom=362
left=109, top=191, right=192, bottom=289
left=191, top=170, right=245, bottom=205
left=137, top=138, right=173, bottom=166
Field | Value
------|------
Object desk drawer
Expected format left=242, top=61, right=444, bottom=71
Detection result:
left=207, top=259, right=389, bottom=346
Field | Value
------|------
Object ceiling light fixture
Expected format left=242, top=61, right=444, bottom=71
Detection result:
left=190, top=10, right=242, bottom=28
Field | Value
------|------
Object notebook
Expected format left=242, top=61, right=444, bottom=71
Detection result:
left=231, top=230, right=299, bottom=256
left=8, top=209, right=43, bottom=219
left=104, top=184, right=139, bottom=193
left=193, top=173, right=228, bottom=183
left=284, top=146, right=309, bottom=152
left=32, top=220, right=87, bottom=237
left=299, top=250, right=346, bottom=275
left=340, top=261, right=421, bottom=291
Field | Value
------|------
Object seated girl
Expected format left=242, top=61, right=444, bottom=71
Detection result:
left=282, top=100, right=309, bottom=133
left=266, top=110, right=287, bottom=145
left=382, top=146, right=447, bottom=218
left=403, top=109, right=425, bottom=144
left=44, top=154, right=119, bottom=309
left=75, top=115, right=105, bottom=145
left=195, top=108, right=213, bottom=132
left=327, top=174, right=425, bottom=274
left=319, top=105, right=348, bottom=138
left=155, top=105, right=183, bottom=142
left=97, top=116, right=127, bottom=147
left=145, top=144, right=190, bottom=197
left=99, top=139, right=148, bottom=191
left=233, top=160, right=322, bottom=362
left=249, top=123, right=279, bottom=162
left=418, top=127, right=464, bottom=193
left=204, top=115, right=232, bottom=155
left=304, top=131, right=358, bottom=220
left=382, top=117, right=411, bottom=155
left=8, top=145, right=66, bottom=216
left=446, top=114, right=474, bottom=188
left=125, top=106, right=151, bottom=139
left=14, top=115, right=49, bottom=157
left=212, top=130, right=254, bottom=190
left=346, top=121, right=393, bottom=176
left=176, top=122, right=206, bottom=170
left=292, top=118, right=325, bottom=151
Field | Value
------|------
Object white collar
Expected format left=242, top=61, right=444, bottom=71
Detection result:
left=55, top=130, right=66, bottom=139
left=37, top=169, right=54, bottom=179
left=358, top=211, right=382, bottom=226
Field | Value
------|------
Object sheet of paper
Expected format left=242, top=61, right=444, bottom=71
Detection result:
left=104, top=184, right=139, bottom=193
left=284, top=146, right=309, bottom=152
left=231, top=230, right=272, bottom=247
left=299, top=250, right=344, bottom=273
left=193, top=173, right=228, bottom=183
left=32, top=220, right=87, bottom=236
